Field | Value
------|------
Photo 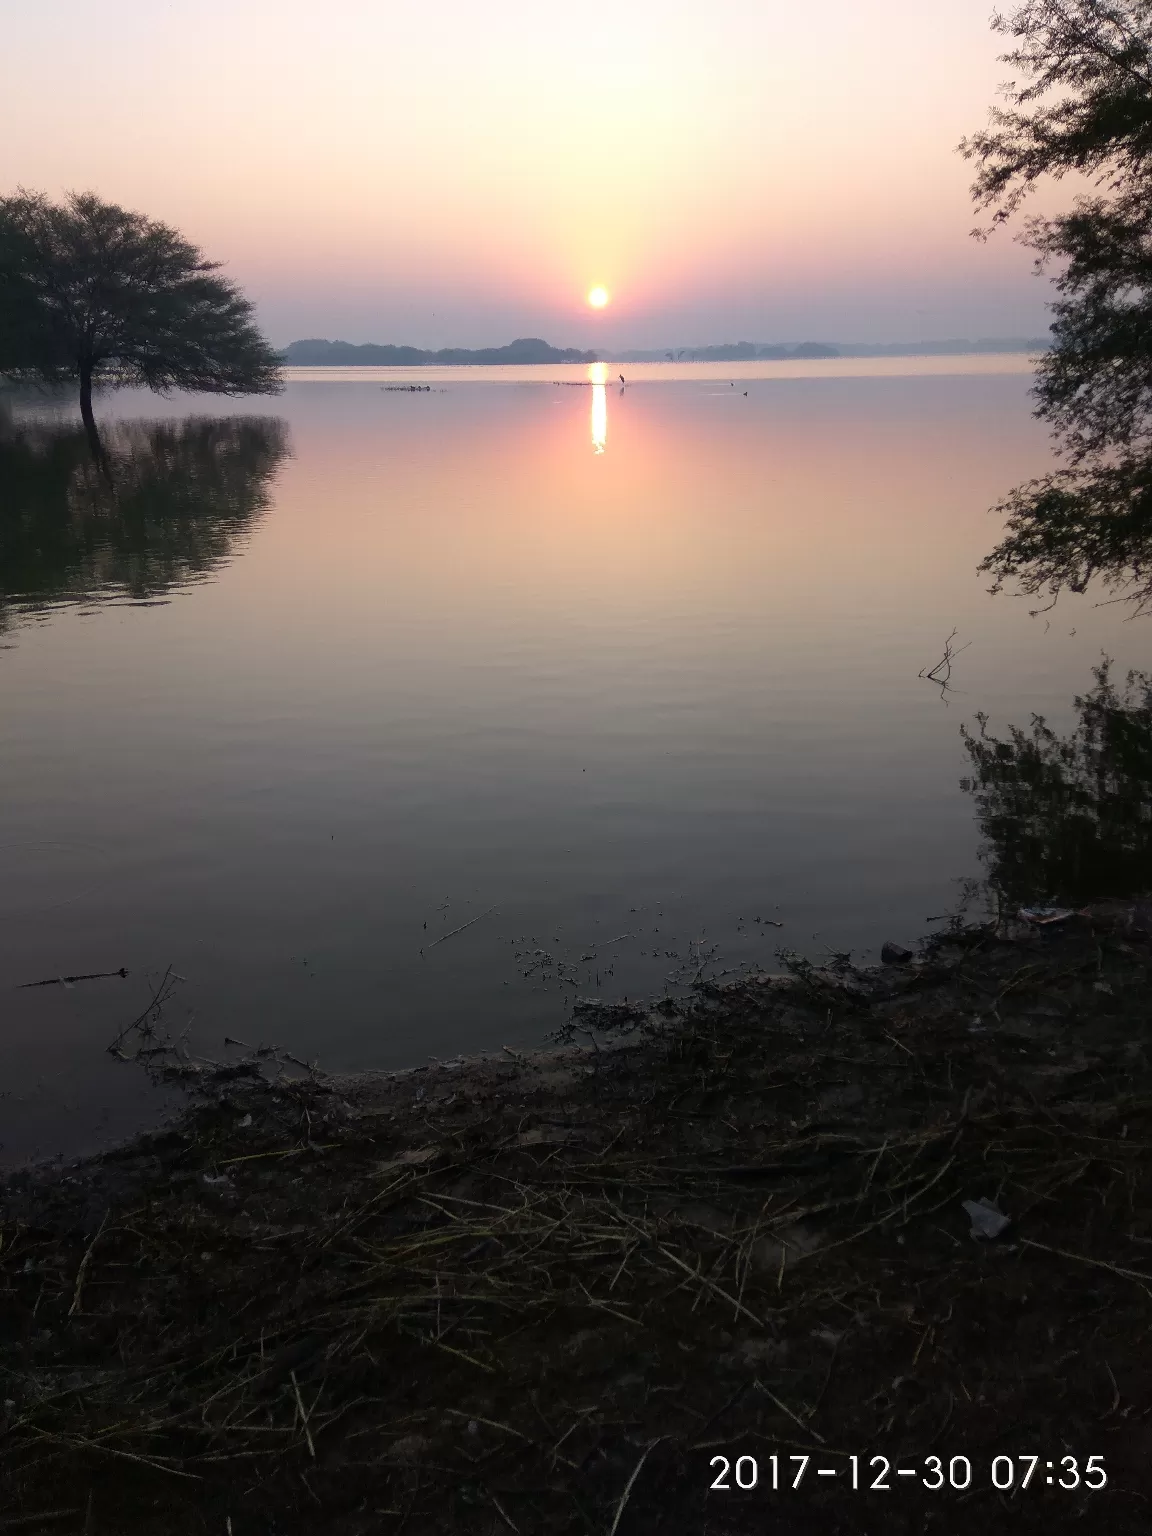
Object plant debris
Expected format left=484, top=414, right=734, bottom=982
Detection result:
left=3, top=908, right=1152, bottom=1533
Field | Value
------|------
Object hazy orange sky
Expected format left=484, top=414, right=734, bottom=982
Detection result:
left=2, top=0, right=1058, bottom=348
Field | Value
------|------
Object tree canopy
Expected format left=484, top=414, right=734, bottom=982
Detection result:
left=0, top=191, right=282, bottom=447
left=962, top=1, right=1152, bottom=230
left=960, top=1, right=1152, bottom=610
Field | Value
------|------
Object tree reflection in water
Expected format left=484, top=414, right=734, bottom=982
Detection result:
left=0, top=412, right=289, bottom=630
left=962, top=660, right=1152, bottom=906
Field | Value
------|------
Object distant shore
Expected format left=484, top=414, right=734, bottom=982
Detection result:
left=280, top=337, right=597, bottom=367
left=282, top=336, right=1051, bottom=367
left=284, top=352, right=1040, bottom=385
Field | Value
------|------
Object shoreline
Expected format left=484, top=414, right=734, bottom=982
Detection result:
left=3, top=909, right=1151, bottom=1532
left=282, top=352, right=1039, bottom=386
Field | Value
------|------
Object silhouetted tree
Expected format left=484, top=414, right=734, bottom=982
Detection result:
left=961, top=2, right=1152, bottom=608
left=0, top=412, right=289, bottom=630
left=0, top=192, right=282, bottom=457
left=961, top=660, right=1152, bottom=903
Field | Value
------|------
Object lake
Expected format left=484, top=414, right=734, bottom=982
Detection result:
left=2, top=357, right=1147, bottom=1163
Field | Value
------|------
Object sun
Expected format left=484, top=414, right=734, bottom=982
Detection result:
left=587, top=286, right=609, bottom=309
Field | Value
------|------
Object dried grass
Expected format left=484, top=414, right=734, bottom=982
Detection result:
left=3, top=916, right=1152, bottom=1532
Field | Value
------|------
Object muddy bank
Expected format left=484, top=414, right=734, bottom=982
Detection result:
left=2, top=909, right=1152, bottom=1534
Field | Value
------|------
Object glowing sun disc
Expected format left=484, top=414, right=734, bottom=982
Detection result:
left=587, top=286, right=609, bottom=308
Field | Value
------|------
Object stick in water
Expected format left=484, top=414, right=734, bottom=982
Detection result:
left=426, top=907, right=497, bottom=948
left=19, top=968, right=128, bottom=989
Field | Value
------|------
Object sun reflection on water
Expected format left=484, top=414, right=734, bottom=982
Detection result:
left=588, top=362, right=607, bottom=454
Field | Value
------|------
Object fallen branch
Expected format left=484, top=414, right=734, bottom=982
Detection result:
left=918, top=627, right=971, bottom=696
left=106, top=966, right=180, bottom=1056
left=1021, top=1238, right=1152, bottom=1290
left=68, top=1211, right=109, bottom=1318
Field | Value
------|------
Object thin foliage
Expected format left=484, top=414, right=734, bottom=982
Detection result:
left=961, top=3, right=1152, bottom=607
left=961, top=658, right=1152, bottom=903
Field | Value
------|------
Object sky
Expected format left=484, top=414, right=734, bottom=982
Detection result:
left=1, top=0, right=1062, bottom=349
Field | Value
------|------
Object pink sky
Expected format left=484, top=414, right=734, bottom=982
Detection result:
left=2, top=0, right=1056, bottom=347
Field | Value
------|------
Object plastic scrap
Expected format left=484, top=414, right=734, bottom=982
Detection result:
left=880, top=942, right=914, bottom=965
left=1018, top=906, right=1088, bottom=925
left=962, top=1196, right=1011, bottom=1240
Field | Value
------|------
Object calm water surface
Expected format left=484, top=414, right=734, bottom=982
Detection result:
left=2, top=359, right=1147, bottom=1162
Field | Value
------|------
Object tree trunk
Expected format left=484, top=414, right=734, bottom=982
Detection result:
left=78, top=363, right=104, bottom=462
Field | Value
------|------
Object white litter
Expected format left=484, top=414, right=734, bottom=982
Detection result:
left=962, top=1197, right=1011, bottom=1240
left=1018, top=906, right=1086, bottom=925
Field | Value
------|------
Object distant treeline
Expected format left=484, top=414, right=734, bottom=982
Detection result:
left=282, top=337, right=597, bottom=366
left=615, top=337, right=1051, bottom=362
left=836, top=337, right=1050, bottom=357
left=621, top=341, right=838, bottom=362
